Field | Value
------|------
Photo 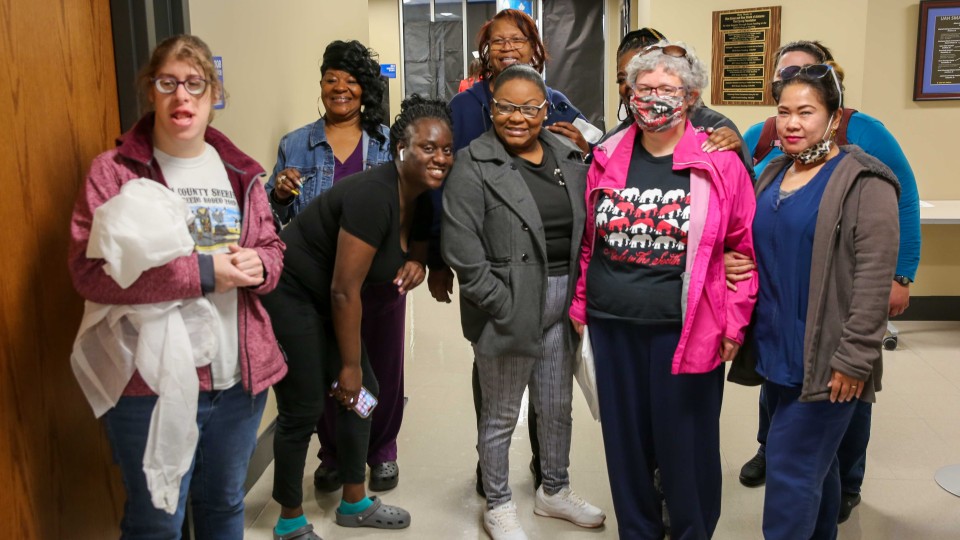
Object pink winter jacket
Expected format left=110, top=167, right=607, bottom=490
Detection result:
left=570, top=121, right=758, bottom=374
left=68, top=113, right=287, bottom=396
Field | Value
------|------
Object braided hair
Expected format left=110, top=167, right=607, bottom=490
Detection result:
left=389, top=94, right=453, bottom=155
left=320, top=40, right=386, bottom=143
left=616, top=27, right=667, bottom=58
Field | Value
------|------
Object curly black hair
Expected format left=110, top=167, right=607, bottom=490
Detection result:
left=320, top=40, right=386, bottom=143
left=389, top=94, right=453, bottom=155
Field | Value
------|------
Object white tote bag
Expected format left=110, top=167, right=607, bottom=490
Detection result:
left=574, top=326, right=601, bottom=421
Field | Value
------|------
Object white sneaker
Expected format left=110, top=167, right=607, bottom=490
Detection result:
left=483, top=500, right=528, bottom=540
left=534, top=486, right=606, bottom=528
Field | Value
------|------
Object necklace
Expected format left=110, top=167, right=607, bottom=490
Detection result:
left=554, top=167, right=566, bottom=186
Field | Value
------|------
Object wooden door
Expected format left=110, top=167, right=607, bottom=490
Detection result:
left=0, top=0, right=124, bottom=537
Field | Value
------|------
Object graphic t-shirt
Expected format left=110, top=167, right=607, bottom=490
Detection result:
left=155, top=144, right=240, bottom=389
left=586, top=137, right=691, bottom=323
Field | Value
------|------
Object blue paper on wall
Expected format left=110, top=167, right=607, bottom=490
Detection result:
left=381, top=64, right=397, bottom=79
left=213, top=56, right=225, bottom=110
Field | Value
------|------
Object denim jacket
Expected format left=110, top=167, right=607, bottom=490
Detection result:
left=265, top=118, right=392, bottom=223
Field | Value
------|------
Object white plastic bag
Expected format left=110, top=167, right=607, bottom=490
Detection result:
left=574, top=326, right=601, bottom=421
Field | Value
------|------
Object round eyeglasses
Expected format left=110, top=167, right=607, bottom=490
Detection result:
left=152, top=76, right=208, bottom=96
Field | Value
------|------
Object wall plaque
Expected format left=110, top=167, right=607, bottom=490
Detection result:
left=711, top=6, right=781, bottom=106
left=914, top=0, right=960, bottom=100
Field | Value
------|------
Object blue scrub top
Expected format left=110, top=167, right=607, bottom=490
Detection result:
left=753, top=152, right=844, bottom=386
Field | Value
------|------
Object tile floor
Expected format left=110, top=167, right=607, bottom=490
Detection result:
left=244, top=287, right=960, bottom=539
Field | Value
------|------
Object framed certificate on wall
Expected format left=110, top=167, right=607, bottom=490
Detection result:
left=914, top=0, right=960, bottom=101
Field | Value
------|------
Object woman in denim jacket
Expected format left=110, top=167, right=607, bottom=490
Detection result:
left=264, top=40, right=403, bottom=495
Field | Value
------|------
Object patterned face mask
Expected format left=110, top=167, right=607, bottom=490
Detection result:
left=783, top=122, right=835, bottom=165
left=629, top=94, right=685, bottom=133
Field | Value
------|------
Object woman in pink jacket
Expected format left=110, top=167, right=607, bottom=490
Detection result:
left=568, top=41, right=757, bottom=539
left=68, top=35, right=285, bottom=537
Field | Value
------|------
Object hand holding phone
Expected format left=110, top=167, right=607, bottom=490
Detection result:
left=331, top=381, right=378, bottom=418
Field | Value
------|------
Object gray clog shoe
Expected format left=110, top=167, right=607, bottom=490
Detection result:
left=335, top=496, right=411, bottom=529
left=273, top=522, right=322, bottom=540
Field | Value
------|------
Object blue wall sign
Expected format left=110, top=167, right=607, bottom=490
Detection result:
left=497, top=0, right=532, bottom=15
left=380, top=64, right=397, bottom=79
left=213, top=56, right=225, bottom=110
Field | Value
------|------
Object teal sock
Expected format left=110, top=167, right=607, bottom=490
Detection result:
left=275, top=514, right=308, bottom=536
left=339, top=497, right=374, bottom=515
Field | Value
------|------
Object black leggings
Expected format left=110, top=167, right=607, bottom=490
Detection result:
left=263, top=279, right=379, bottom=508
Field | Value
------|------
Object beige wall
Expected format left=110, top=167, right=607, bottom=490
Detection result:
left=189, top=0, right=371, bottom=172
left=369, top=0, right=403, bottom=120
left=189, top=0, right=372, bottom=433
left=640, top=0, right=960, bottom=296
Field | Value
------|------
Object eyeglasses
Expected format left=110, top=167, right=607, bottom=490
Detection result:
left=775, top=64, right=843, bottom=108
left=639, top=43, right=688, bottom=59
left=152, top=76, right=208, bottom=96
left=492, top=98, right=548, bottom=118
left=489, top=37, right=529, bottom=50
left=633, top=85, right=685, bottom=97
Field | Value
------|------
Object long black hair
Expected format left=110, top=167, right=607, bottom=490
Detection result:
left=320, top=40, right=386, bottom=143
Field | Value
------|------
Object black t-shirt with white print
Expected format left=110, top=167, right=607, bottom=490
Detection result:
left=586, top=136, right=691, bottom=323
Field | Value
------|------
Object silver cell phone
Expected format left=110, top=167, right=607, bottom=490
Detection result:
left=331, top=381, right=378, bottom=418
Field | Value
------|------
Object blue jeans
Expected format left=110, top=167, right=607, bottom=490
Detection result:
left=104, top=383, right=267, bottom=539
left=763, top=382, right=856, bottom=540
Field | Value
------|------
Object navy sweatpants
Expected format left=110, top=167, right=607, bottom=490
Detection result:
left=763, top=382, right=857, bottom=540
left=758, top=384, right=872, bottom=495
left=590, top=318, right=724, bottom=540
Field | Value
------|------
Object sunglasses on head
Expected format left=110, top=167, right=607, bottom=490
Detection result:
left=640, top=43, right=688, bottom=59
left=776, top=63, right=844, bottom=108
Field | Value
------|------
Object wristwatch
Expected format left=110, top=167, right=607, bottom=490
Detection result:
left=894, top=275, right=912, bottom=286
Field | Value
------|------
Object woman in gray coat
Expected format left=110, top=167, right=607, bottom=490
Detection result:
left=441, top=65, right=605, bottom=540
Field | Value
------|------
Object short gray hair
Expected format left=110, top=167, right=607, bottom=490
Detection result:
left=625, top=40, right=708, bottom=107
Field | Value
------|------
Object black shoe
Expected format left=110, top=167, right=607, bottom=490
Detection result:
left=838, top=492, right=861, bottom=524
left=739, top=450, right=766, bottom=487
left=313, top=464, right=342, bottom=492
left=369, top=461, right=399, bottom=491
left=475, top=462, right=485, bottom=497
left=529, top=456, right=542, bottom=490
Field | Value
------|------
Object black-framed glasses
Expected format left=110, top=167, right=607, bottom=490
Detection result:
left=633, top=85, right=686, bottom=98
left=492, top=98, right=548, bottom=118
left=775, top=64, right=843, bottom=108
left=489, top=37, right=529, bottom=50
left=152, top=76, right=208, bottom=96
left=639, top=43, right=688, bottom=59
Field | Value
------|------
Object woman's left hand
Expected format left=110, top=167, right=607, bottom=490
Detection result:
left=701, top=127, right=742, bottom=153
left=228, top=244, right=265, bottom=285
left=828, top=370, right=864, bottom=403
left=332, top=365, right=363, bottom=409
left=547, top=122, right=591, bottom=153
left=394, top=260, right=426, bottom=294
left=719, top=337, right=740, bottom=362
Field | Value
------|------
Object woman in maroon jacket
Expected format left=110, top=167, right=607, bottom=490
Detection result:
left=68, top=35, right=285, bottom=537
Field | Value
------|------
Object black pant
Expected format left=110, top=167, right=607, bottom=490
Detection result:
left=263, top=278, right=379, bottom=508
left=472, top=363, right=540, bottom=471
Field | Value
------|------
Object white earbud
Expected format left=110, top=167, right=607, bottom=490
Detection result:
left=399, top=149, right=405, bottom=162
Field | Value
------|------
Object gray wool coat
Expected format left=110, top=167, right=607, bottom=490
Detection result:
left=441, top=129, right=588, bottom=359
left=728, top=145, right=900, bottom=403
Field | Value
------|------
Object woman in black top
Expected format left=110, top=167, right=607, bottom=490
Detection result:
left=262, top=96, right=453, bottom=539
left=442, top=65, right=606, bottom=539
